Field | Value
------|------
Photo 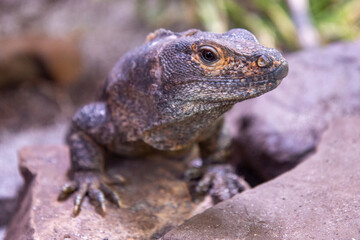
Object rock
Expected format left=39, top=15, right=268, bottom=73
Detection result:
left=0, top=124, right=67, bottom=227
left=0, top=199, right=17, bottom=227
left=163, top=117, right=360, bottom=240
left=0, top=35, right=82, bottom=132
left=0, top=0, right=150, bottom=100
left=0, top=0, right=150, bottom=132
left=4, top=146, right=206, bottom=240
left=0, top=35, right=82, bottom=88
left=0, top=227, right=5, bottom=240
left=0, top=124, right=67, bottom=198
left=226, top=41, right=360, bottom=181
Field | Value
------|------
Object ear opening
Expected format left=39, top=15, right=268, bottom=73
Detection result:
left=182, top=29, right=200, bottom=37
left=146, top=29, right=175, bottom=43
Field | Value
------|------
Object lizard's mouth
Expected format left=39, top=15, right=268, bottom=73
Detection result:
left=210, top=60, right=288, bottom=85
left=170, top=60, right=288, bottom=104
left=272, top=61, right=289, bottom=81
left=191, top=60, right=289, bottom=103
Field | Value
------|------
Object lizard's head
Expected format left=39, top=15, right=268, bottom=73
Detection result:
left=156, top=28, right=288, bottom=106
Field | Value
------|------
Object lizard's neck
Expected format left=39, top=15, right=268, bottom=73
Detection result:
left=141, top=100, right=233, bottom=151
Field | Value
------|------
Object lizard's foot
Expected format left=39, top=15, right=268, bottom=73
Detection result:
left=195, top=164, right=250, bottom=203
left=57, top=171, right=125, bottom=216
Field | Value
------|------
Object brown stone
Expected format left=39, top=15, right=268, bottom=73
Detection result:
left=0, top=0, right=150, bottom=133
left=163, top=117, right=360, bottom=239
left=226, top=41, right=360, bottom=181
left=0, top=35, right=82, bottom=88
left=0, top=199, right=17, bottom=226
left=0, top=34, right=83, bottom=132
left=5, top=146, right=206, bottom=240
left=0, top=124, right=67, bottom=228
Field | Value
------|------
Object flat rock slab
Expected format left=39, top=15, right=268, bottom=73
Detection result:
left=163, top=117, right=360, bottom=240
left=5, top=146, right=200, bottom=240
left=0, top=124, right=67, bottom=227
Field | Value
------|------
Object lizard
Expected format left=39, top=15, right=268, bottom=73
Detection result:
left=57, top=28, right=289, bottom=216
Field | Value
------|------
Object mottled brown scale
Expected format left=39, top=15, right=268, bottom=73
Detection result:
left=58, top=28, right=289, bottom=216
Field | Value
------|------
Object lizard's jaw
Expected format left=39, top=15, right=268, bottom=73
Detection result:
left=210, top=58, right=288, bottom=101
left=161, top=59, right=288, bottom=110
left=155, top=60, right=287, bottom=126
left=201, top=67, right=287, bottom=101
left=273, top=61, right=289, bottom=83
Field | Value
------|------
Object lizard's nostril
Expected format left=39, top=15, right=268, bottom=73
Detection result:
left=257, top=55, right=272, bottom=68
left=273, top=61, right=289, bottom=80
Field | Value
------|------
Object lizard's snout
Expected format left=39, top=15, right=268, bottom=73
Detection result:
left=273, top=61, right=289, bottom=80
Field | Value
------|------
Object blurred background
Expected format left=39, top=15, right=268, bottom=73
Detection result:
left=0, top=0, right=359, bottom=133
left=0, top=0, right=359, bottom=238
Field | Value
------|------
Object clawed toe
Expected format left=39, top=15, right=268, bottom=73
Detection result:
left=88, top=187, right=107, bottom=215
left=194, top=164, right=250, bottom=203
left=58, top=181, right=78, bottom=201
left=73, top=183, right=89, bottom=216
left=195, top=172, right=213, bottom=194
left=103, top=173, right=127, bottom=185
left=100, top=183, right=126, bottom=208
left=58, top=172, right=125, bottom=216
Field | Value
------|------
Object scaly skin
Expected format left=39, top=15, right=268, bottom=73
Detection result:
left=58, top=28, right=289, bottom=216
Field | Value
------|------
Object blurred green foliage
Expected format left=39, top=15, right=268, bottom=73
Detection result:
left=136, top=0, right=360, bottom=51
left=310, top=0, right=360, bottom=41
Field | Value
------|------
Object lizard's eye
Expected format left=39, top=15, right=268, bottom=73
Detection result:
left=199, top=46, right=219, bottom=63
left=257, top=55, right=272, bottom=68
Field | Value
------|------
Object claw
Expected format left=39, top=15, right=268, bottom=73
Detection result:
left=59, top=171, right=125, bottom=216
left=235, top=176, right=250, bottom=192
left=103, top=174, right=126, bottom=185
left=195, top=172, right=213, bottom=194
left=194, top=164, right=250, bottom=203
left=73, top=183, right=88, bottom=216
left=58, top=181, right=78, bottom=201
left=101, top=183, right=125, bottom=208
left=225, top=174, right=239, bottom=196
left=89, top=188, right=107, bottom=214
left=113, top=174, right=126, bottom=184
left=111, top=191, right=124, bottom=208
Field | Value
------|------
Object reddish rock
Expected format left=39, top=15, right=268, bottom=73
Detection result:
left=226, top=41, right=360, bottom=181
left=0, top=124, right=68, bottom=229
left=0, top=35, right=82, bottom=88
left=0, top=0, right=150, bottom=133
left=5, top=146, right=206, bottom=240
left=163, top=117, right=360, bottom=239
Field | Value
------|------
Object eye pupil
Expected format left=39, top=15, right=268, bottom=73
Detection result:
left=200, top=49, right=218, bottom=62
left=204, top=51, right=214, bottom=60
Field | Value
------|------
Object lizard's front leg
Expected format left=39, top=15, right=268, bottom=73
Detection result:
left=186, top=118, right=250, bottom=203
left=58, top=102, right=124, bottom=216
